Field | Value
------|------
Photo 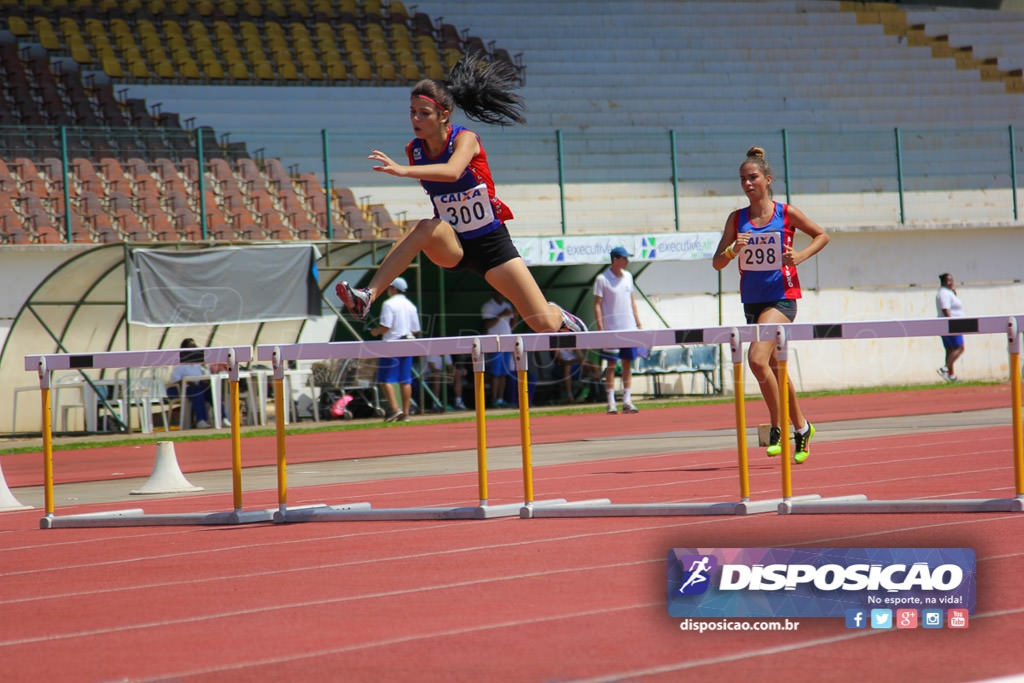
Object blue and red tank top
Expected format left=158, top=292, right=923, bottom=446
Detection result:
left=736, top=202, right=802, bottom=303
left=406, top=124, right=513, bottom=239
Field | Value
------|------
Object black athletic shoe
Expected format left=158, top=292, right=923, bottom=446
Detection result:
left=766, top=426, right=782, bottom=457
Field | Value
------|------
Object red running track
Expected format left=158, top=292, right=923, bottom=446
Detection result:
left=1, top=384, right=1022, bottom=681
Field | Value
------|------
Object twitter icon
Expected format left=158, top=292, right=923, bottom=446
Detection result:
left=870, top=609, right=893, bottom=629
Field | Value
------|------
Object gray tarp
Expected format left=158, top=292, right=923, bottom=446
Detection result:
left=128, top=245, right=321, bottom=326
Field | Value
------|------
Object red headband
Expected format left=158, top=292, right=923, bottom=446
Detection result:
left=416, top=94, right=447, bottom=112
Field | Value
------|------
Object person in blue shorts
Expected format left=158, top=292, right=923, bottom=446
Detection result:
left=370, top=277, right=421, bottom=421
left=594, top=246, right=642, bottom=414
left=336, top=54, right=586, bottom=336
left=936, top=272, right=965, bottom=382
left=713, top=146, right=829, bottom=463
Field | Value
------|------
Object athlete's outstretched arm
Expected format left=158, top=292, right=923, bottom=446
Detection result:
left=369, top=132, right=480, bottom=183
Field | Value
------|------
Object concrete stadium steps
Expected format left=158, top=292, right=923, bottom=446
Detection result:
left=125, top=0, right=1023, bottom=234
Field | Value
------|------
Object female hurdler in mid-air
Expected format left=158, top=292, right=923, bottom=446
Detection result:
left=336, top=54, right=587, bottom=334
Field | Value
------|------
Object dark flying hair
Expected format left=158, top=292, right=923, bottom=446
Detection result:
left=410, top=53, right=526, bottom=126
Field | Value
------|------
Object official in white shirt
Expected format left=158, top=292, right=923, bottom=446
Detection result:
left=370, top=277, right=421, bottom=421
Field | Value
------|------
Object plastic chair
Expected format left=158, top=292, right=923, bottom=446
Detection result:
left=688, top=345, right=720, bottom=395
left=114, top=370, right=170, bottom=434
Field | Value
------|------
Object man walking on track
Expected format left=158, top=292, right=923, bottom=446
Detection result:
left=594, top=246, right=643, bottom=415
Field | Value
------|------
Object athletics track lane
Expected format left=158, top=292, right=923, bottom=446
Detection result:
left=0, top=384, right=1022, bottom=681
left=0, top=383, right=1011, bottom=487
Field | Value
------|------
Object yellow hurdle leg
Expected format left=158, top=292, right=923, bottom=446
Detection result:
left=275, top=377, right=287, bottom=509
left=231, top=380, right=242, bottom=511
left=474, top=370, right=488, bottom=505
left=779, top=359, right=792, bottom=499
left=42, top=386, right=54, bottom=516
left=518, top=369, right=534, bottom=505
left=733, top=362, right=750, bottom=500
left=1010, top=350, right=1023, bottom=496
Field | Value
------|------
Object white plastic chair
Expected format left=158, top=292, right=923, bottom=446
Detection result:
left=114, top=370, right=170, bottom=433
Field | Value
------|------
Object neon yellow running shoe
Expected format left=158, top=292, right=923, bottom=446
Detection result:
left=765, top=426, right=782, bottom=457
left=793, top=422, right=815, bottom=464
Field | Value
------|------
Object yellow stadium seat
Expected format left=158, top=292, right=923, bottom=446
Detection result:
left=289, top=0, right=310, bottom=17
left=202, top=59, right=225, bottom=79
left=68, top=37, right=94, bottom=64
left=398, top=59, right=420, bottom=81
left=153, top=59, right=176, bottom=79
left=253, top=61, right=275, bottom=80
left=6, top=16, right=30, bottom=37
left=390, top=1, right=409, bottom=20
left=423, top=59, right=444, bottom=80
left=351, top=60, right=373, bottom=81
left=228, top=61, right=249, bottom=79
left=443, top=47, right=462, bottom=69
left=301, top=60, right=323, bottom=80
left=102, top=56, right=125, bottom=78
left=179, top=59, right=201, bottom=79
left=127, top=55, right=150, bottom=78
left=278, top=61, right=300, bottom=80
left=325, top=60, right=348, bottom=81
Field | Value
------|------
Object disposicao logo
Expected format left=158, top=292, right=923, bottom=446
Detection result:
left=676, top=555, right=717, bottom=595
left=667, top=548, right=975, bottom=619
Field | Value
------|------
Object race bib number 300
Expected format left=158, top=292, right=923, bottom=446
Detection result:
left=740, top=232, right=782, bottom=271
left=432, top=183, right=495, bottom=233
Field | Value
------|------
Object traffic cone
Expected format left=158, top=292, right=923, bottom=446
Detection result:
left=130, top=441, right=204, bottom=495
left=0, top=458, right=31, bottom=511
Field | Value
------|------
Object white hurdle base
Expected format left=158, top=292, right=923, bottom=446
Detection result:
left=273, top=498, right=585, bottom=522
left=40, top=507, right=276, bottom=528
left=521, top=495, right=819, bottom=518
left=780, top=494, right=1024, bottom=514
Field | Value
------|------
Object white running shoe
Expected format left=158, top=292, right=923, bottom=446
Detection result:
left=551, top=302, right=587, bottom=333
left=337, top=281, right=371, bottom=319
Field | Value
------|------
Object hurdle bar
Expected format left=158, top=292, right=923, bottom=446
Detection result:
left=770, top=314, right=1024, bottom=514
left=260, top=335, right=592, bottom=522
left=25, top=346, right=275, bottom=528
left=521, top=324, right=827, bottom=518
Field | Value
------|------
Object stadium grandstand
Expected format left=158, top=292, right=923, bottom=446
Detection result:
left=1, top=0, right=1022, bottom=433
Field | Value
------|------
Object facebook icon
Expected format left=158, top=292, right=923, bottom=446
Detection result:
left=845, top=609, right=867, bottom=629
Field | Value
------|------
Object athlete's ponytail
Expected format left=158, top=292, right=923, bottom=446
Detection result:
left=410, top=53, right=525, bottom=126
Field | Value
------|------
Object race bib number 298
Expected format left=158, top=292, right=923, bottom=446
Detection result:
left=740, top=232, right=782, bottom=271
left=432, top=183, right=495, bottom=233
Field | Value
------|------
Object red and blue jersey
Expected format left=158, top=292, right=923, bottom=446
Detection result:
left=406, top=124, right=513, bottom=239
left=737, top=202, right=802, bottom=303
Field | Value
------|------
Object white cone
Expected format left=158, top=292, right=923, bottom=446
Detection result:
left=131, top=441, right=204, bottom=495
left=0, top=459, right=31, bottom=511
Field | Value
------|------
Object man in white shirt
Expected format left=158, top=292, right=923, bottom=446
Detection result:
left=481, top=291, right=517, bottom=408
left=594, top=246, right=642, bottom=414
left=370, top=277, right=421, bottom=421
left=936, top=272, right=965, bottom=382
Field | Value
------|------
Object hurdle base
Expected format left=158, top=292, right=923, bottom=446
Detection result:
left=40, top=507, right=275, bottom=528
left=779, top=495, right=1024, bottom=514
left=521, top=495, right=820, bottom=518
left=275, top=499, right=570, bottom=522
